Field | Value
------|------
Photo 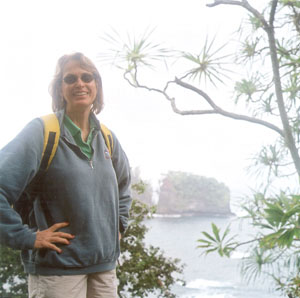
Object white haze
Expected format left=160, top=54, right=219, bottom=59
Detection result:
left=0, top=0, right=296, bottom=203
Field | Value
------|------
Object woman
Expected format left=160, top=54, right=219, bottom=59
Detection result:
left=0, top=52, right=132, bottom=298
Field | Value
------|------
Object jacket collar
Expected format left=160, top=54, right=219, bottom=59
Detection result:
left=55, top=109, right=101, bottom=138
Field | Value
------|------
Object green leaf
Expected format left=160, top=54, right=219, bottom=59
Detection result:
left=277, top=230, right=295, bottom=248
left=212, top=223, right=221, bottom=242
left=201, top=231, right=217, bottom=243
left=260, top=223, right=276, bottom=230
left=100, top=27, right=172, bottom=72
left=181, top=35, right=232, bottom=86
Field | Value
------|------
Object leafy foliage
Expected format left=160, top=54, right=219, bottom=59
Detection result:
left=117, top=198, right=185, bottom=297
left=99, top=27, right=170, bottom=72
left=197, top=192, right=300, bottom=297
left=0, top=245, right=27, bottom=298
left=181, top=35, right=232, bottom=86
left=197, top=223, right=237, bottom=257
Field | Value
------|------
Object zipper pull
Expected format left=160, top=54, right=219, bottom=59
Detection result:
left=89, top=160, right=94, bottom=169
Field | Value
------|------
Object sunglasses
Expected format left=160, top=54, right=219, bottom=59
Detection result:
left=63, top=73, right=95, bottom=85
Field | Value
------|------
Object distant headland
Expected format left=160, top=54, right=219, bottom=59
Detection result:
left=156, top=171, right=234, bottom=216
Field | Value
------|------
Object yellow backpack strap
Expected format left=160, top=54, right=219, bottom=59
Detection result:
left=40, top=114, right=60, bottom=170
left=100, top=123, right=113, bottom=157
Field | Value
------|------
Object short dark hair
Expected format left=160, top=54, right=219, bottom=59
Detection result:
left=49, top=52, right=104, bottom=114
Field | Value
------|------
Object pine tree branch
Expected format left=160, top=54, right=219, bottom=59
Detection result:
left=123, top=67, right=284, bottom=136
left=174, top=78, right=284, bottom=137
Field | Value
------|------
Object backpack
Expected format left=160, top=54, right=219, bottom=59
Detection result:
left=14, top=113, right=113, bottom=226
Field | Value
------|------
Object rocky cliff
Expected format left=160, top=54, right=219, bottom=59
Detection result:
left=157, top=171, right=232, bottom=216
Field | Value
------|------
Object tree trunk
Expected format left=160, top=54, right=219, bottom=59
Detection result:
left=208, top=0, right=300, bottom=178
left=266, top=13, right=300, bottom=178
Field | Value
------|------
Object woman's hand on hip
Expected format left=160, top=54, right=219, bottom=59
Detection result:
left=34, top=222, right=75, bottom=253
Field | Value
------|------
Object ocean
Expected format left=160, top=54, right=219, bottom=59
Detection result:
left=144, top=215, right=282, bottom=298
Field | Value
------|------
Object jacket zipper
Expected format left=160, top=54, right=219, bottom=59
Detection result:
left=88, top=129, right=100, bottom=169
left=62, top=136, right=95, bottom=169
left=88, top=130, right=98, bottom=169
left=89, top=160, right=94, bottom=169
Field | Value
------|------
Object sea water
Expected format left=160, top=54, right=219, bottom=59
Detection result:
left=144, top=215, right=282, bottom=298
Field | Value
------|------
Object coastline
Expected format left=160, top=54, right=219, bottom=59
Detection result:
left=153, top=211, right=236, bottom=218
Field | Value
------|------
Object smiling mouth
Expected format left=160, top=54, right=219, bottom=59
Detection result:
left=74, top=92, right=88, bottom=96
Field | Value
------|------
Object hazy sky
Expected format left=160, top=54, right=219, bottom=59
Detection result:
left=0, top=0, right=288, bottom=202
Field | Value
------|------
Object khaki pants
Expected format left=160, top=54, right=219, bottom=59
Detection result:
left=28, top=269, right=118, bottom=298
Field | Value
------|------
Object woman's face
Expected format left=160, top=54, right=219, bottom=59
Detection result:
left=61, top=60, right=97, bottom=114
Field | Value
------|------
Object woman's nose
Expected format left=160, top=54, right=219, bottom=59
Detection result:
left=75, top=78, right=85, bottom=86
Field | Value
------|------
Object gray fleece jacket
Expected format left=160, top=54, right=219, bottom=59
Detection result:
left=0, top=110, right=132, bottom=275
